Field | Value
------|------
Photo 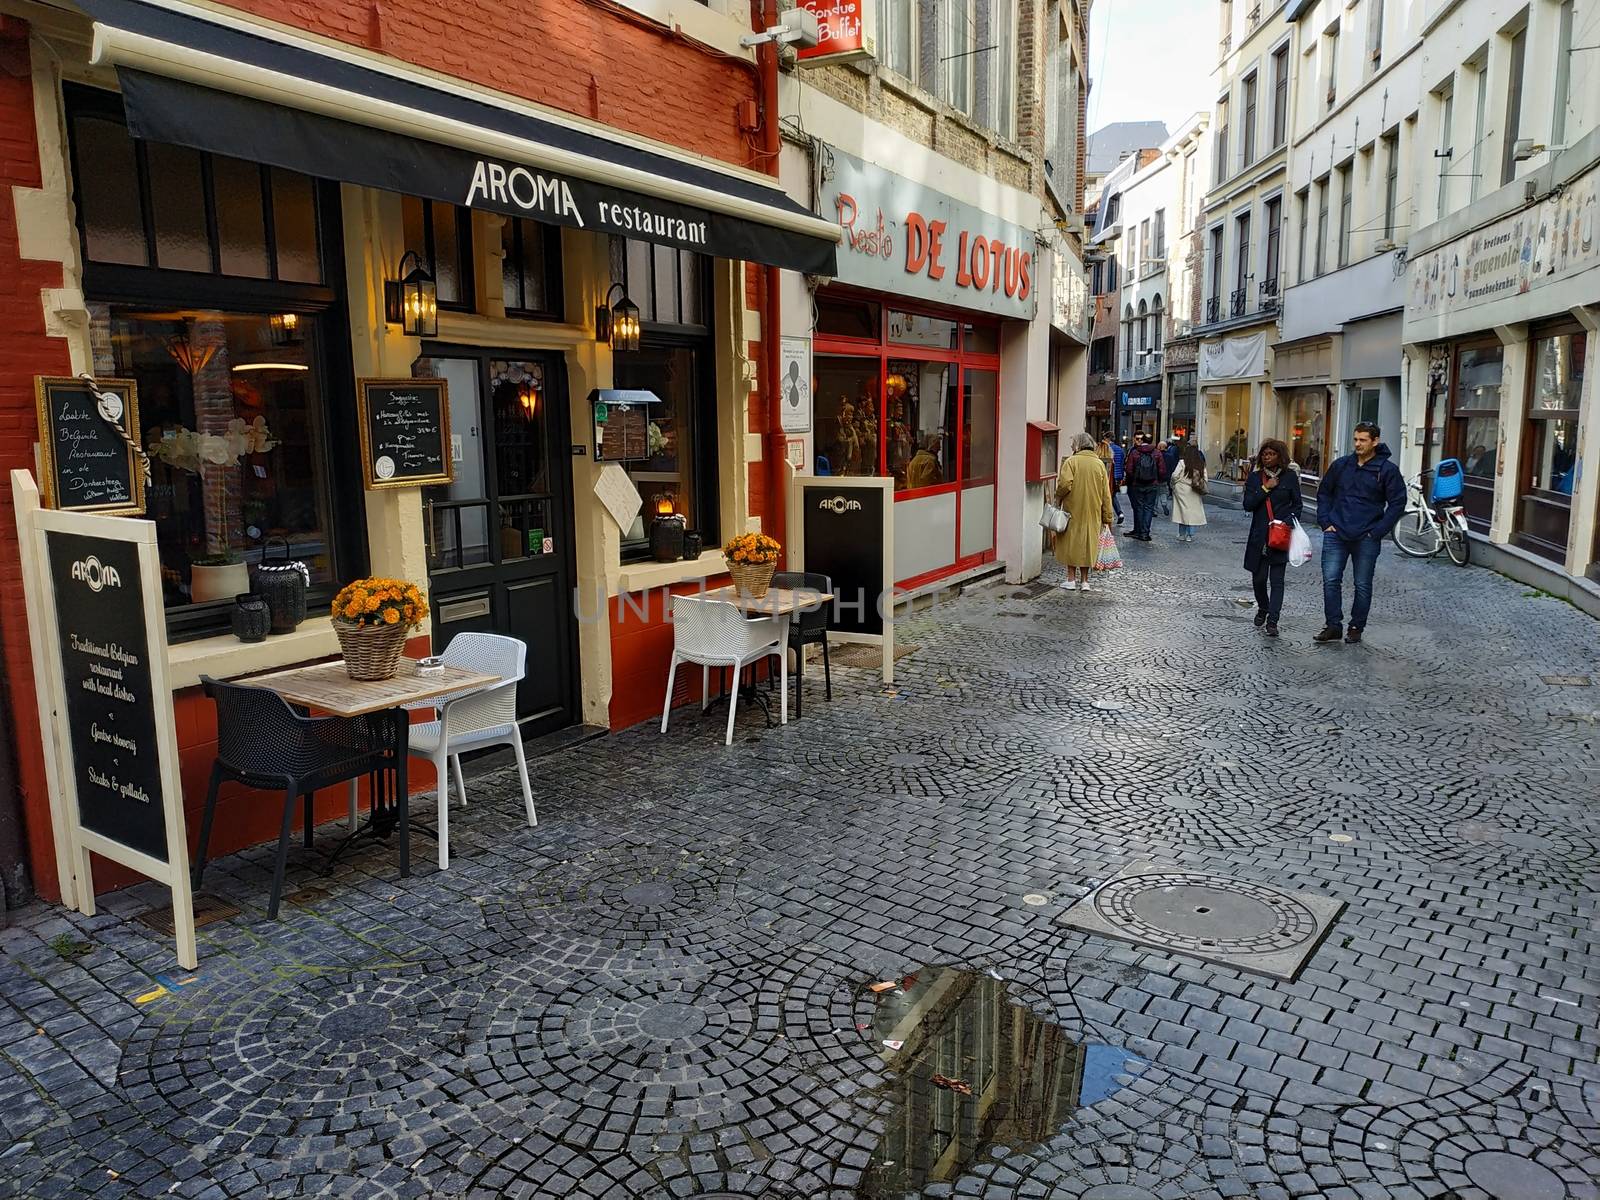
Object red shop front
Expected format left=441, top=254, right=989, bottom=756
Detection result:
left=810, top=289, right=1000, bottom=589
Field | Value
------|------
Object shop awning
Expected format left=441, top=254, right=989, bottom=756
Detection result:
left=79, top=0, right=839, bottom=275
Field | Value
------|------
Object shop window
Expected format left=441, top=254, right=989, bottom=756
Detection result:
left=1448, top=341, right=1504, bottom=532
left=963, top=369, right=998, bottom=482
left=1168, top=370, right=1197, bottom=440
left=1290, top=389, right=1330, bottom=478
left=402, top=197, right=474, bottom=310
left=887, top=359, right=956, bottom=490
left=817, top=294, right=882, bottom=341
left=1515, top=328, right=1585, bottom=562
left=964, top=324, right=1000, bottom=355
left=67, top=85, right=321, bottom=285
left=889, top=310, right=959, bottom=349
left=613, top=236, right=700, bottom=327
left=501, top=216, right=562, bottom=319
left=815, top=356, right=882, bottom=477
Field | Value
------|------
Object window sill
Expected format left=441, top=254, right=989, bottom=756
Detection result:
left=166, top=618, right=341, bottom=691
left=612, top=552, right=730, bottom=596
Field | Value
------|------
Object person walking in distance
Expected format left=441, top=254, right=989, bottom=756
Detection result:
left=1242, top=439, right=1301, bottom=637
left=1100, top=435, right=1127, bottom=526
left=1170, top=443, right=1208, bottom=543
left=1314, top=421, right=1406, bottom=645
left=1125, top=434, right=1167, bottom=541
left=1053, top=432, right=1115, bottom=592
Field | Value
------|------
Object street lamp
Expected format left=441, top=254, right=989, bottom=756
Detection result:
left=384, top=251, right=438, bottom=337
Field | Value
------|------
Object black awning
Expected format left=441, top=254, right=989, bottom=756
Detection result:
left=82, top=0, right=838, bottom=276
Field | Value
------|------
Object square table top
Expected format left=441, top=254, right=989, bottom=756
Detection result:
left=249, top=658, right=501, bottom=717
left=698, top=586, right=826, bottom=617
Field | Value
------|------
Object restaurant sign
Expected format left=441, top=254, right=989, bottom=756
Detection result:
left=796, top=0, right=872, bottom=64
left=819, top=145, right=1037, bottom=320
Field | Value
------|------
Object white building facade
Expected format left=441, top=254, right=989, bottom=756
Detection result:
left=1400, top=0, right=1599, bottom=609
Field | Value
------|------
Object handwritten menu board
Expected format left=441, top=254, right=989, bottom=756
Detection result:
left=357, top=378, right=452, bottom=488
left=44, top=529, right=167, bottom=862
left=35, top=377, right=145, bottom=515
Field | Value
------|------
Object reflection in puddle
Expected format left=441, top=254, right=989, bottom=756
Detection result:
left=857, top=966, right=1145, bottom=1199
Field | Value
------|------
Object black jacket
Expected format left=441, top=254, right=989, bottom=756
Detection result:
left=1317, top=444, right=1407, bottom=541
left=1243, top=468, right=1303, bottom=571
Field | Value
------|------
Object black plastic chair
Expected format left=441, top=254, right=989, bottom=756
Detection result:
left=772, top=571, right=833, bottom=718
left=195, top=677, right=400, bottom=918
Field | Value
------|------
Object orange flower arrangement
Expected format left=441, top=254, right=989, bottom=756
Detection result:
left=331, top=577, right=429, bottom=630
left=723, top=532, right=780, bottom=565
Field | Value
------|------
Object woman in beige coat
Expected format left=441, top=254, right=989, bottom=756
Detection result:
left=1053, top=432, right=1115, bottom=592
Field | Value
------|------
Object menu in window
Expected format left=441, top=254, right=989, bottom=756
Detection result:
left=357, top=378, right=453, bottom=488
left=591, top=389, right=661, bottom=463
left=34, top=377, right=146, bottom=515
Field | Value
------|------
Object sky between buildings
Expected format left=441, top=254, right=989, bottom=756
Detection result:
left=1088, top=0, right=1217, bottom=140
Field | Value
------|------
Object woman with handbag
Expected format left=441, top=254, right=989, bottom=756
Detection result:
left=1169, top=444, right=1208, bottom=542
left=1242, top=438, right=1301, bottom=637
left=1053, top=432, right=1115, bottom=593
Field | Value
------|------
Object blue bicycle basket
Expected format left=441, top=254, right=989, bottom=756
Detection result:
left=1431, top=458, right=1464, bottom=503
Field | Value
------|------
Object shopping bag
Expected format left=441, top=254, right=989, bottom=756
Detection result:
left=1039, top=501, right=1070, bottom=534
left=1288, top=519, right=1312, bottom=567
left=1095, top=526, right=1123, bottom=571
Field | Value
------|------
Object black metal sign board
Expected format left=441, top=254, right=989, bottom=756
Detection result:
left=357, top=378, right=453, bottom=489
left=45, top=530, right=167, bottom=862
left=34, top=376, right=145, bottom=515
left=799, top=482, right=886, bottom=637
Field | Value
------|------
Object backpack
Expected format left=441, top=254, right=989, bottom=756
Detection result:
left=1130, top=449, right=1159, bottom=485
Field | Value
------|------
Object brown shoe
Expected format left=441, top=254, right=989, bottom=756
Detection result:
left=1313, top=626, right=1343, bottom=643
left=1264, top=623, right=1280, bottom=637
left=1344, top=628, right=1362, bottom=644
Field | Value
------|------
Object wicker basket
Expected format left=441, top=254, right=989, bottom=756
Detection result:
left=726, top=559, right=775, bottom=598
left=334, top=620, right=409, bottom=681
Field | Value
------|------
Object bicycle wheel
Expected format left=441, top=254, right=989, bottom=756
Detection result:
left=1442, top=515, right=1471, bottom=565
left=1392, top=509, right=1443, bottom=557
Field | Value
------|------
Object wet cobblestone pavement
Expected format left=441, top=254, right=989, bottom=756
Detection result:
left=4, top=503, right=1600, bottom=1199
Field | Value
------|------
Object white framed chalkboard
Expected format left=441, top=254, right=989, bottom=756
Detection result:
left=34, top=376, right=146, bottom=515
left=356, top=378, right=453, bottom=488
left=14, top=471, right=195, bottom=968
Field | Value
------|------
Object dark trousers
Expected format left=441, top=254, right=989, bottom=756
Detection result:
left=1129, top=486, right=1159, bottom=538
left=1322, top=533, right=1381, bottom=630
left=1112, top=483, right=1123, bottom=520
left=1252, top=561, right=1285, bottom=622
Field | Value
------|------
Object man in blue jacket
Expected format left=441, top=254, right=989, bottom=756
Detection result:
left=1314, top=421, right=1406, bottom=644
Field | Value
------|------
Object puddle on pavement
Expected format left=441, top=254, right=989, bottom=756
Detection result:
left=856, top=965, right=1147, bottom=1198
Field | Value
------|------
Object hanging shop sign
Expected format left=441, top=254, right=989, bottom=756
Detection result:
left=790, top=476, right=896, bottom=682
left=12, top=471, right=195, bottom=967
left=357, top=379, right=452, bottom=488
left=779, top=336, right=813, bottom=435
left=820, top=145, right=1037, bottom=320
left=34, top=376, right=147, bottom=515
left=796, top=0, right=872, bottom=64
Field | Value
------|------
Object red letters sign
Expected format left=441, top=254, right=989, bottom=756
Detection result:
left=797, top=0, right=868, bottom=63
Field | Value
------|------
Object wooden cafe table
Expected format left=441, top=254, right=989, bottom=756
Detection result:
left=249, top=657, right=501, bottom=875
left=697, top=585, right=826, bottom=727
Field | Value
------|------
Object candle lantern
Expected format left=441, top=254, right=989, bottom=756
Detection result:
left=649, top=495, right=687, bottom=562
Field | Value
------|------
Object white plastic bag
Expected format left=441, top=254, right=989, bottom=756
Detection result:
left=1288, top=519, right=1312, bottom=567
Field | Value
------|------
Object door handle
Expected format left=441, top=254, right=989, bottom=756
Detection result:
left=437, top=596, right=491, bottom=622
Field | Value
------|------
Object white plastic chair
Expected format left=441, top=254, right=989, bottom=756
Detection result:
left=405, top=632, right=535, bottom=869
left=660, top=595, right=786, bottom=745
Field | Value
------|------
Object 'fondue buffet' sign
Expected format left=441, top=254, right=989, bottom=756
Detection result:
left=357, top=379, right=453, bottom=489
left=819, top=145, right=1038, bottom=320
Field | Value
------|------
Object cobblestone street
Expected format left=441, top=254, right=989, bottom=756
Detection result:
left=3, top=503, right=1599, bottom=1200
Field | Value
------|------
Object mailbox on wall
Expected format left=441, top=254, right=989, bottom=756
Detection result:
left=1025, top=420, right=1060, bottom=482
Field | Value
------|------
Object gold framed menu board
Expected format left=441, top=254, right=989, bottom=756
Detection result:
left=356, top=378, right=453, bottom=489
left=34, top=377, right=146, bottom=515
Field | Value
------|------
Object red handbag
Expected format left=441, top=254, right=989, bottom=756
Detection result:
left=1265, top=497, right=1292, bottom=552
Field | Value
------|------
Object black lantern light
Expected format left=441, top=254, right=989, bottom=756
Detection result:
left=384, top=250, right=439, bottom=337
left=649, top=494, right=687, bottom=562
left=595, top=281, right=641, bottom=352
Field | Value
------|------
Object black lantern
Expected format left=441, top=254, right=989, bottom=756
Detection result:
left=649, top=495, right=687, bottom=562
left=595, top=281, right=641, bottom=352
left=384, top=250, right=439, bottom=337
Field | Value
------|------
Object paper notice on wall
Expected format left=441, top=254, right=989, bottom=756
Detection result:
left=593, top=462, right=643, bottom=533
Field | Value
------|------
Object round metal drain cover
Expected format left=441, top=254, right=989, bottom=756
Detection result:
left=1093, top=872, right=1318, bottom=955
left=1022, top=893, right=1050, bottom=906
left=1463, top=1151, right=1565, bottom=1200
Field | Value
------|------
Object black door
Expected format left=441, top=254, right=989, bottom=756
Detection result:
left=418, top=347, right=578, bottom=737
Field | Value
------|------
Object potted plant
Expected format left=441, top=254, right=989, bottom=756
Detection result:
left=189, top=551, right=249, bottom=603
left=723, top=532, right=781, bottom=598
left=330, top=577, right=430, bottom=680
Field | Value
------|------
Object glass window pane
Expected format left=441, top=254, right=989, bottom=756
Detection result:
left=402, top=195, right=428, bottom=264
left=816, top=294, right=880, bottom=340
left=614, top=347, right=697, bottom=545
left=963, top=368, right=997, bottom=481
left=102, top=309, right=333, bottom=608
left=515, top=219, right=548, bottom=313
left=432, top=204, right=461, bottom=305
left=888, top=310, right=959, bottom=349
left=490, top=359, right=550, bottom=500
left=212, top=156, right=269, bottom=278
left=502, top=220, right=523, bottom=312
left=271, top=170, right=321, bottom=283
left=417, top=356, right=490, bottom=568
left=678, top=251, right=702, bottom=326
left=815, top=356, right=880, bottom=477
left=147, top=142, right=210, bottom=272
left=1454, top=345, right=1504, bottom=412
left=72, top=114, right=147, bottom=266
left=1289, top=390, right=1329, bottom=476
left=626, top=238, right=653, bottom=320
left=963, top=323, right=1000, bottom=354
left=1529, top=417, right=1578, bottom=494
left=887, top=358, right=955, bottom=490
left=1532, top=332, right=1585, bottom=413
left=1460, top=417, right=1500, bottom=479
left=652, top=242, right=678, bottom=323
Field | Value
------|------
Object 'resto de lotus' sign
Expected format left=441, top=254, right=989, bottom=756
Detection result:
left=819, top=144, right=1037, bottom=320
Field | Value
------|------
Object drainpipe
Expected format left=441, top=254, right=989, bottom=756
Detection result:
left=759, top=0, right=787, bottom=564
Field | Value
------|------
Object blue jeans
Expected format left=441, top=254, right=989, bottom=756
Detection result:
left=1112, top=484, right=1123, bottom=520
left=1321, top=533, right=1381, bottom=630
left=1179, top=524, right=1196, bottom=538
left=1129, top=487, right=1158, bottom=538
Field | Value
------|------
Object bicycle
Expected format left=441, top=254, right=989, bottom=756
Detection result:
left=1390, top=468, right=1471, bottom=566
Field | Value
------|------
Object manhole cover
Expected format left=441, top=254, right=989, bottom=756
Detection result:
left=136, top=893, right=239, bottom=935
left=1058, top=862, right=1344, bottom=981
left=1463, top=1150, right=1565, bottom=1199
left=1022, top=893, right=1050, bottom=906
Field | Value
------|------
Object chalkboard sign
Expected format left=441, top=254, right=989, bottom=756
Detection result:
left=357, top=378, right=453, bottom=488
left=45, top=529, right=167, bottom=861
left=799, top=481, right=886, bottom=636
left=34, top=377, right=145, bottom=515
